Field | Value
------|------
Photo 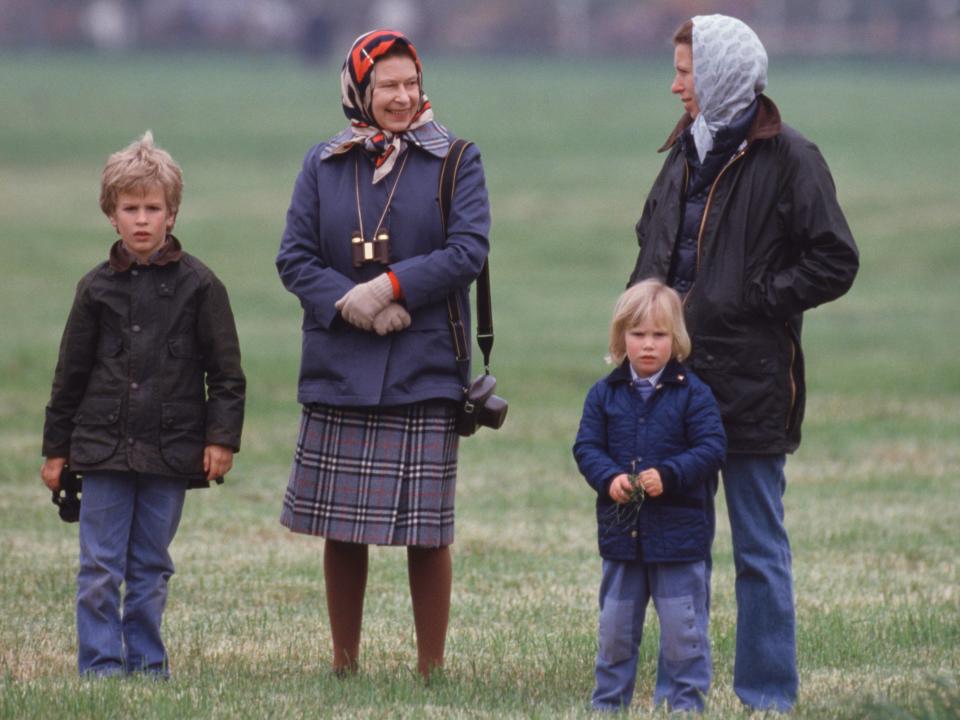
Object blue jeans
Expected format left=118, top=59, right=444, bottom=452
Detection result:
left=721, top=454, right=797, bottom=711
left=77, top=472, right=187, bottom=676
left=592, top=559, right=711, bottom=712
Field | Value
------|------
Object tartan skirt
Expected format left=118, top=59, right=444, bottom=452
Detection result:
left=280, top=401, right=459, bottom=547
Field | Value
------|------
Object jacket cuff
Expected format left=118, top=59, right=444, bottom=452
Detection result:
left=656, top=464, right=678, bottom=495
left=387, top=270, right=403, bottom=300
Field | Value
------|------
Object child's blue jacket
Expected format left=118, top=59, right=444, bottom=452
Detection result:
left=573, top=359, right=726, bottom=562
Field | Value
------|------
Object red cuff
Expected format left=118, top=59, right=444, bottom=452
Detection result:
left=387, top=270, right=403, bottom=300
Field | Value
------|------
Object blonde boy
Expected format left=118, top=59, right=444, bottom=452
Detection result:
left=41, top=131, right=245, bottom=676
left=573, top=280, right=725, bottom=711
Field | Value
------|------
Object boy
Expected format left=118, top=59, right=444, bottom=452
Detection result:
left=40, top=131, right=245, bottom=677
left=573, top=280, right=725, bottom=712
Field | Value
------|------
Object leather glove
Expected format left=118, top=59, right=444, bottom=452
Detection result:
left=335, top=274, right=393, bottom=331
left=372, top=302, right=412, bottom=336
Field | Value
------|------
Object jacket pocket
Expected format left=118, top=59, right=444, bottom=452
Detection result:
left=70, top=396, right=121, bottom=465
left=689, top=334, right=786, bottom=430
left=168, top=335, right=201, bottom=360
left=159, top=401, right=205, bottom=475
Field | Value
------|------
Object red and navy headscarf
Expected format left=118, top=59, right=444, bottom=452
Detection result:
left=330, top=29, right=450, bottom=183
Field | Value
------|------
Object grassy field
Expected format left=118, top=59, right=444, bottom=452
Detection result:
left=1, top=51, right=958, bottom=718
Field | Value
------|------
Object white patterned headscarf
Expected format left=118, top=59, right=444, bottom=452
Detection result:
left=690, top=14, right=768, bottom=162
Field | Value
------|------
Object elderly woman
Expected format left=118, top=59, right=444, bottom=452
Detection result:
left=276, top=29, right=490, bottom=678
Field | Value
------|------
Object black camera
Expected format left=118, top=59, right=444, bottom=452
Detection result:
left=51, top=466, right=83, bottom=523
left=455, top=373, right=508, bottom=437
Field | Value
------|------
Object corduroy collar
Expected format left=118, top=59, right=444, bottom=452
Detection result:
left=658, top=93, right=782, bottom=153
left=109, top=235, right=183, bottom=272
left=607, top=358, right=688, bottom=387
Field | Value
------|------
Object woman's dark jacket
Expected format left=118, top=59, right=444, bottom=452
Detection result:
left=628, top=95, right=859, bottom=454
left=275, top=138, right=490, bottom=407
left=573, top=360, right=726, bottom=563
left=42, top=238, right=246, bottom=487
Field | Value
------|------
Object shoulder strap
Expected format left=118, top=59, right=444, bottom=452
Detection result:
left=439, top=139, right=494, bottom=374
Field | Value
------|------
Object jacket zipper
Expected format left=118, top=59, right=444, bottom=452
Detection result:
left=785, top=323, right=798, bottom=431
left=680, top=147, right=747, bottom=308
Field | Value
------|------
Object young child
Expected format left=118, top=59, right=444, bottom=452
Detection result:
left=40, top=131, right=246, bottom=677
left=573, top=279, right=725, bottom=712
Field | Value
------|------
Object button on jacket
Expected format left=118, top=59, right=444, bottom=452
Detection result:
left=628, top=95, right=859, bottom=454
left=42, top=237, right=246, bottom=487
left=573, top=360, right=727, bottom=563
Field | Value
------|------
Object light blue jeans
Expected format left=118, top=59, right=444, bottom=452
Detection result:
left=592, top=559, right=710, bottom=712
left=76, top=472, right=187, bottom=676
left=721, top=454, right=797, bottom=711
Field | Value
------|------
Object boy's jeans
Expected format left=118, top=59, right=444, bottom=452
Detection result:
left=722, top=454, right=797, bottom=711
left=77, top=472, right=187, bottom=676
left=592, top=559, right=710, bottom=712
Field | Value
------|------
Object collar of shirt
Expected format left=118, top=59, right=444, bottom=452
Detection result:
left=629, top=364, right=665, bottom=388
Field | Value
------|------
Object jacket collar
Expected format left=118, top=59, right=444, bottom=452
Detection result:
left=109, top=235, right=183, bottom=272
left=658, top=93, right=782, bottom=153
left=607, top=358, right=688, bottom=387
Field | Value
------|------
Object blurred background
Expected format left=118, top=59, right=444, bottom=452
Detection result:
left=3, top=0, right=960, bottom=59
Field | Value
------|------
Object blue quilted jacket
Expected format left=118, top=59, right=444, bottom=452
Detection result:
left=573, top=359, right=726, bottom=562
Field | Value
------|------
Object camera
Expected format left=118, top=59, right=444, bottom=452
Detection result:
left=51, top=466, right=83, bottom=523
left=455, top=373, right=508, bottom=437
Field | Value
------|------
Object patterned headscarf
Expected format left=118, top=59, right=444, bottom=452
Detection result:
left=690, top=15, right=768, bottom=162
left=328, top=29, right=450, bottom=183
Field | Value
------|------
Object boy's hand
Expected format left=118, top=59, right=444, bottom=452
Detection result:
left=608, top=473, right=635, bottom=504
left=41, top=457, right=67, bottom=491
left=638, top=468, right=663, bottom=497
left=204, top=445, right=234, bottom=483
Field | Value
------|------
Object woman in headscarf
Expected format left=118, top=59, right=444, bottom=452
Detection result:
left=276, top=29, right=491, bottom=678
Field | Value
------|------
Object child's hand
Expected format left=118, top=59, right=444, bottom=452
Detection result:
left=204, top=444, right=234, bottom=482
left=40, top=457, right=66, bottom=491
left=608, top=473, right=635, bottom=504
left=638, top=468, right=663, bottom=497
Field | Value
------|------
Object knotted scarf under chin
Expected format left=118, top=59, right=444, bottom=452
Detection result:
left=690, top=14, right=768, bottom=162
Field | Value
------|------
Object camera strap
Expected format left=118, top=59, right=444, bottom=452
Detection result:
left=438, top=138, right=494, bottom=378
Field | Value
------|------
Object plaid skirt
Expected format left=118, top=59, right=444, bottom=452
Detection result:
left=280, top=402, right=459, bottom=547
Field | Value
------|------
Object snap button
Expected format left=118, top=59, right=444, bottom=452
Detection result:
left=131, top=269, right=139, bottom=276
left=630, top=531, right=638, bottom=538
left=132, top=324, right=141, bottom=333
left=131, top=382, right=139, bottom=390
left=127, top=437, right=135, bottom=445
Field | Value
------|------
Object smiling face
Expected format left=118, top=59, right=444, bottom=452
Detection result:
left=109, top=186, right=175, bottom=262
left=671, top=42, right=699, bottom=118
left=624, top=317, right=674, bottom=378
left=370, top=54, right=421, bottom=132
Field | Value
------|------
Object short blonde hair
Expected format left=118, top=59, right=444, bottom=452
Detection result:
left=608, top=279, right=691, bottom=364
left=99, top=131, right=182, bottom=217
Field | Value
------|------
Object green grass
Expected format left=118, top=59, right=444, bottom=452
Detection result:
left=1, top=52, right=958, bottom=718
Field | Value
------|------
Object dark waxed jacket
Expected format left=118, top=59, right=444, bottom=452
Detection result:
left=628, top=95, right=859, bottom=454
left=573, top=360, right=726, bottom=563
left=42, top=237, right=245, bottom=487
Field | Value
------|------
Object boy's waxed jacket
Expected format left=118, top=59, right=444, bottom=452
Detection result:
left=42, top=237, right=245, bottom=487
left=628, top=95, right=858, bottom=455
left=573, top=359, right=726, bottom=563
